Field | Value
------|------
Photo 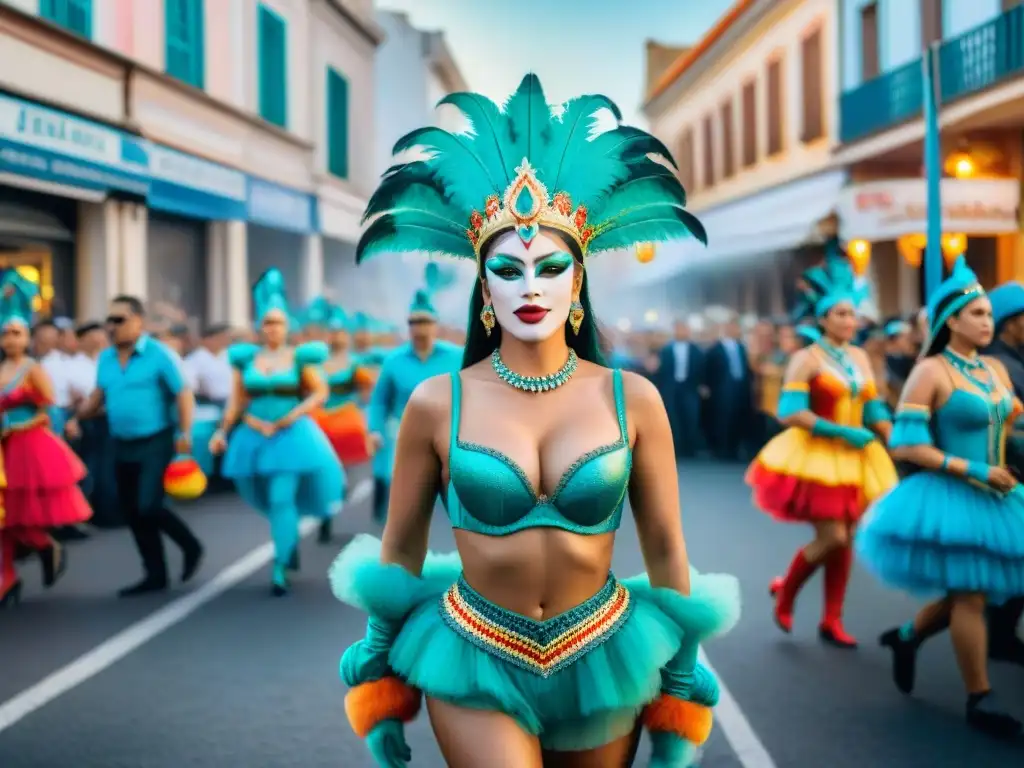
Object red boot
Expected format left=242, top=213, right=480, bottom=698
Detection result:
left=819, top=546, right=857, bottom=648
left=0, top=531, right=23, bottom=608
left=772, top=549, right=818, bottom=633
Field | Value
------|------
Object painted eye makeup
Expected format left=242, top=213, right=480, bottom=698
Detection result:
left=484, top=256, right=523, bottom=280
left=534, top=252, right=573, bottom=277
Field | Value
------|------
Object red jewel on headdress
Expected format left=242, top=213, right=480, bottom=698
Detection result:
left=573, top=205, right=588, bottom=230
left=484, top=195, right=500, bottom=218
left=553, top=192, right=572, bottom=216
left=581, top=227, right=594, bottom=245
left=467, top=228, right=479, bottom=244
left=469, top=210, right=484, bottom=230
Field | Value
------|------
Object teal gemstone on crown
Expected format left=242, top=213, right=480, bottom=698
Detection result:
left=513, top=184, right=535, bottom=216
left=517, top=223, right=538, bottom=243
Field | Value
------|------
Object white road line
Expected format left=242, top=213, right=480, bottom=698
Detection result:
left=0, top=478, right=377, bottom=733
left=699, top=648, right=777, bottom=768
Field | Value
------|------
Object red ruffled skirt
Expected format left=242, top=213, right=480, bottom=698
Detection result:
left=745, top=427, right=897, bottom=523
left=312, top=403, right=370, bottom=465
left=1, top=425, right=92, bottom=529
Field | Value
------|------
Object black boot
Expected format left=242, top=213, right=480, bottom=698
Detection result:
left=372, top=479, right=389, bottom=524
left=966, top=691, right=1022, bottom=739
left=287, top=548, right=301, bottom=572
left=317, top=518, right=332, bottom=544
left=39, top=543, right=67, bottom=589
left=987, top=599, right=1024, bottom=666
left=879, top=627, right=918, bottom=695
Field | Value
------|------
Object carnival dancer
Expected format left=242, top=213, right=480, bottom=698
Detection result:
left=330, top=74, right=739, bottom=767
left=858, top=259, right=1024, bottom=737
left=208, top=269, right=343, bottom=595
left=0, top=272, right=91, bottom=606
left=365, top=288, right=461, bottom=524
left=747, top=241, right=897, bottom=648
left=313, top=304, right=374, bottom=543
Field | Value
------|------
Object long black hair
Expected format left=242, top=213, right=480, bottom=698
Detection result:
left=461, top=231, right=608, bottom=369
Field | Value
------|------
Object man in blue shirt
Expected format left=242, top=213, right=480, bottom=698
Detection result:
left=67, top=295, right=204, bottom=597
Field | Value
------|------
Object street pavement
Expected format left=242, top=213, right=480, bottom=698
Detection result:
left=1, top=462, right=1022, bottom=767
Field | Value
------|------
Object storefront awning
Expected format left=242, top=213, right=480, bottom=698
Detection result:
left=626, top=169, right=847, bottom=288
left=837, top=178, right=1021, bottom=241
left=0, top=201, right=73, bottom=242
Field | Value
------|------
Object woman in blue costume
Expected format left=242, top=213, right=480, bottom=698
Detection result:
left=208, top=269, right=343, bottom=595
left=330, top=75, right=740, bottom=767
left=314, top=303, right=374, bottom=543
left=856, top=258, right=1024, bottom=738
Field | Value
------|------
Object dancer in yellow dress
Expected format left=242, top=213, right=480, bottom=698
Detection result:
left=746, top=240, right=897, bottom=647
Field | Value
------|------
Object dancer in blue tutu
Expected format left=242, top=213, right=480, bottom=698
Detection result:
left=208, top=269, right=343, bottom=596
left=330, top=74, right=739, bottom=767
left=857, top=257, right=1024, bottom=738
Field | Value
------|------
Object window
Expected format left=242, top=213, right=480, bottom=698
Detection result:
left=40, top=0, right=92, bottom=38
left=860, top=3, right=880, bottom=80
left=920, top=0, right=943, bottom=48
left=766, top=57, right=784, bottom=156
left=800, top=29, right=824, bottom=142
left=676, top=128, right=695, bottom=192
left=258, top=4, right=288, bottom=128
left=741, top=80, right=757, bottom=167
left=721, top=100, right=735, bottom=178
left=166, top=0, right=205, bottom=89
left=702, top=114, right=715, bottom=189
left=327, top=68, right=350, bottom=179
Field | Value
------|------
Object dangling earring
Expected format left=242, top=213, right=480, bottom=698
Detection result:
left=568, top=299, right=584, bottom=335
left=480, top=304, right=496, bottom=337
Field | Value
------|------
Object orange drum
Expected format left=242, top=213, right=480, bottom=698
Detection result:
left=314, top=402, right=371, bottom=464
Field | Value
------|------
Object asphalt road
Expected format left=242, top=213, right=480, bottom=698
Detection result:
left=0, top=462, right=1022, bottom=767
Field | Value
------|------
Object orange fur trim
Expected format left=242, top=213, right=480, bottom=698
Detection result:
left=642, top=694, right=714, bottom=745
left=344, top=677, right=421, bottom=738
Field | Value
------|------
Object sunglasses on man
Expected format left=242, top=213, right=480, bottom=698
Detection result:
left=105, top=315, right=128, bottom=326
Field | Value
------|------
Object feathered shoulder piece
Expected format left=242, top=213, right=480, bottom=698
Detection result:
left=358, top=74, right=705, bottom=264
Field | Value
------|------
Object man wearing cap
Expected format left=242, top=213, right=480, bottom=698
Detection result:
left=366, top=290, right=462, bottom=523
left=983, top=281, right=1024, bottom=664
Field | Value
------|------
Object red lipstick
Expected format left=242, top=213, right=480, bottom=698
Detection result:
left=513, top=305, right=550, bottom=324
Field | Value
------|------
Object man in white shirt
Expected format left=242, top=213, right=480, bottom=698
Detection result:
left=183, top=325, right=233, bottom=405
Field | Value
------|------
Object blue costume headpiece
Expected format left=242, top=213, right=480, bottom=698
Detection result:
left=790, top=239, right=867, bottom=321
left=795, top=325, right=821, bottom=345
left=988, top=281, right=1024, bottom=331
left=326, top=304, right=350, bottom=332
left=0, top=270, right=38, bottom=328
left=923, top=256, right=986, bottom=356
left=408, top=289, right=438, bottom=322
left=350, top=311, right=370, bottom=334
left=252, top=268, right=290, bottom=323
left=303, top=296, right=332, bottom=328
left=883, top=319, right=910, bottom=338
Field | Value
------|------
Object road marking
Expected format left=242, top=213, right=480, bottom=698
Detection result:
left=699, top=648, right=777, bottom=768
left=0, top=477, right=377, bottom=734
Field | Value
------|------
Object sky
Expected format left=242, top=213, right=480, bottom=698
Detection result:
left=376, top=0, right=736, bottom=126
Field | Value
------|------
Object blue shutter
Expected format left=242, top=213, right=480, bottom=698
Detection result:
left=40, top=0, right=93, bottom=39
left=165, top=0, right=206, bottom=89
left=258, top=5, right=288, bottom=128
left=326, top=68, right=349, bottom=179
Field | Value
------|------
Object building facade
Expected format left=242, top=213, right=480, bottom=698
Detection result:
left=626, top=0, right=844, bottom=324
left=0, top=0, right=380, bottom=329
left=835, top=0, right=1024, bottom=316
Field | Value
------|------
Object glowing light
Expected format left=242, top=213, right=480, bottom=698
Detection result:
left=941, top=232, right=967, bottom=266
left=944, top=149, right=976, bottom=179
left=635, top=242, right=656, bottom=263
left=897, top=233, right=926, bottom=268
left=643, top=310, right=658, bottom=324
left=847, top=239, right=871, bottom=275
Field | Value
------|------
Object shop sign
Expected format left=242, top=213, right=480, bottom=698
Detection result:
left=0, top=93, right=148, bottom=195
left=838, top=178, right=1020, bottom=241
left=246, top=177, right=318, bottom=234
left=146, top=144, right=247, bottom=220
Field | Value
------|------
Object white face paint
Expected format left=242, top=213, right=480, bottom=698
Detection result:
left=483, top=230, right=578, bottom=343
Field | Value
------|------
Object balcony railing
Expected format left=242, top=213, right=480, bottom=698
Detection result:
left=839, top=5, right=1024, bottom=144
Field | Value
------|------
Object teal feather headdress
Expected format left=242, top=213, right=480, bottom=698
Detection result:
left=252, top=268, right=289, bottom=322
left=303, top=296, right=332, bottom=328
left=0, top=269, right=38, bottom=327
left=801, top=238, right=868, bottom=318
left=358, top=74, right=704, bottom=265
left=409, top=289, right=438, bottom=321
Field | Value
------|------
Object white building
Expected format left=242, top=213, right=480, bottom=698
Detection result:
left=624, top=0, right=844, bottom=322
left=330, top=10, right=471, bottom=325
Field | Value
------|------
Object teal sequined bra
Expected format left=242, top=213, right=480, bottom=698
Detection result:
left=445, top=369, right=632, bottom=536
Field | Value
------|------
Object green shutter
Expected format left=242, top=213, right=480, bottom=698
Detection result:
left=40, top=0, right=93, bottom=39
left=327, top=68, right=349, bottom=179
left=258, top=5, right=288, bottom=128
left=165, top=0, right=205, bottom=89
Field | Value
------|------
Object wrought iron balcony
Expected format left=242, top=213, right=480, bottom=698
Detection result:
left=839, top=5, right=1024, bottom=144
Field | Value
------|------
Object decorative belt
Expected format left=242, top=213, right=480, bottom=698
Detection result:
left=440, top=574, right=632, bottom=678
left=2, top=413, right=48, bottom=437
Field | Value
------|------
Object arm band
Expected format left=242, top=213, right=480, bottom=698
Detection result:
left=965, top=462, right=990, bottom=484
left=862, top=399, right=891, bottom=427
left=776, top=384, right=809, bottom=420
left=889, top=406, right=932, bottom=449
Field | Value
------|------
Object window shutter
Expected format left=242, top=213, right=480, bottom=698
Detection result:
left=766, top=58, right=783, bottom=155
left=702, top=114, right=715, bottom=188
left=800, top=29, right=823, bottom=142
left=721, top=100, right=735, bottom=178
left=741, top=80, right=757, bottom=167
left=258, top=5, right=288, bottom=128
left=327, top=69, right=350, bottom=179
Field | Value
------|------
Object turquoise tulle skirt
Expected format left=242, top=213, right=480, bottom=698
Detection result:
left=222, top=415, right=344, bottom=519
left=330, top=535, right=740, bottom=752
left=856, top=472, right=1024, bottom=604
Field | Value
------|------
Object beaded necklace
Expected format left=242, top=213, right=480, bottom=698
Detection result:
left=491, top=349, right=578, bottom=392
left=942, top=348, right=995, bottom=394
left=816, top=339, right=863, bottom=396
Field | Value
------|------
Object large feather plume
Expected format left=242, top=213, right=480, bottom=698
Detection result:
left=357, top=74, right=703, bottom=264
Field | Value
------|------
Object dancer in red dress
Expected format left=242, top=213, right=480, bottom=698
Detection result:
left=0, top=272, right=91, bottom=607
